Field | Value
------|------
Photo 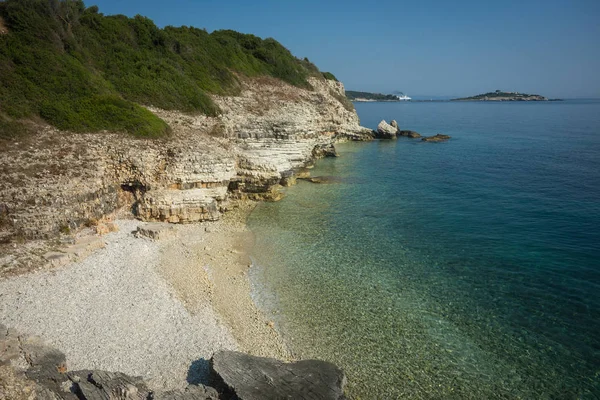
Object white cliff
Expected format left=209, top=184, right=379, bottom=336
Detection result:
left=0, top=76, right=372, bottom=249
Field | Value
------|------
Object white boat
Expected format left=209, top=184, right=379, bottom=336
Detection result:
left=396, top=94, right=412, bottom=101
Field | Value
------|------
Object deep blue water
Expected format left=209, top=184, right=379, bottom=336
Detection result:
left=248, top=100, right=600, bottom=399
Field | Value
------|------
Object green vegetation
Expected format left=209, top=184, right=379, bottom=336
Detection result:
left=452, top=90, right=548, bottom=101
left=322, top=72, right=338, bottom=81
left=329, top=89, right=354, bottom=112
left=0, top=0, right=329, bottom=138
left=345, top=91, right=400, bottom=101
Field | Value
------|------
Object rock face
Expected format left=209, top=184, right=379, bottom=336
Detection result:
left=0, top=76, right=372, bottom=254
left=66, top=370, right=220, bottom=400
left=312, top=143, right=339, bottom=158
left=135, top=223, right=177, bottom=240
left=422, top=134, right=451, bottom=142
left=399, top=130, right=422, bottom=138
left=211, top=350, right=347, bottom=400
left=375, top=120, right=398, bottom=139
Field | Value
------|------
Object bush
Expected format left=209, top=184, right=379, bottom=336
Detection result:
left=40, top=95, right=170, bottom=137
left=0, top=0, right=334, bottom=138
left=0, top=117, right=32, bottom=141
left=322, top=72, right=338, bottom=81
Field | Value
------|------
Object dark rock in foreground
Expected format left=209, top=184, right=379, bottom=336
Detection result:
left=68, top=370, right=152, bottom=400
left=2, top=325, right=348, bottom=400
left=398, top=130, right=422, bottom=138
left=211, top=350, right=347, bottom=400
left=65, top=369, right=219, bottom=399
left=422, top=134, right=451, bottom=142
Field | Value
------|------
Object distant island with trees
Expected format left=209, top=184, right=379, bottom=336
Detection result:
left=452, top=90, right=561, bottom=101
left=345, top=90, right=563, bottom=103
left=346, top=91, right=410, bottom=102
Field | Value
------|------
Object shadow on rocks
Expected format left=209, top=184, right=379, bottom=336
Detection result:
left=187, top=358, right=211, bottom=386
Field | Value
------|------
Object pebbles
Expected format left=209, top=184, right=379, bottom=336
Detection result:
left=0, top=220, right=236, bottom=390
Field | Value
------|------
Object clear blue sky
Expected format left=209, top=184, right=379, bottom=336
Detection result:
left=89, top=0, right=600, bottom=98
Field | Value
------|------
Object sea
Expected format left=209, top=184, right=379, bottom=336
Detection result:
left=247, top=100, right=600, bottom=399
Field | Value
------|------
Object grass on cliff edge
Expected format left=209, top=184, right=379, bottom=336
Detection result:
left=0, top=0, right=339, bottom=138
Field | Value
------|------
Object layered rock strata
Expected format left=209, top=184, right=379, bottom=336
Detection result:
left=0, top=77, right=372, bottom=251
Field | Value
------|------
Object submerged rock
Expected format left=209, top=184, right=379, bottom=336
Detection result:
left=422, top=134, right=451, bottom=142
left=210, top=350, right=347, bottom=400
left=298, top=176, right=339, bottom=184
left=398, top=130, right=422, bottom=138
left=375, top=120, right=398, bottom=139
left=295, top=167, right=311, bottom=179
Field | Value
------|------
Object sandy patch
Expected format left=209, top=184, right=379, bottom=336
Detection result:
left=0, top=203, right=288, bottom=391
left=158, top=202, right=290, bottom=360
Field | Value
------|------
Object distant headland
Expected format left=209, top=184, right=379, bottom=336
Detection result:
left=346, top=90, right=411, bottom=102
left=452, top=90, right=562, bottom=102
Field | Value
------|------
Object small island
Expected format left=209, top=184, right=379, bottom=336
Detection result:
left=452, top=90, right=550, bottom=101
left=346, top=90, right=411, bottom=102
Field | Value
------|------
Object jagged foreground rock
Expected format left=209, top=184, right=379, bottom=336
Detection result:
left=210, top=351, right=347, bottom=400
left=1, top=325, right=346, bottom=400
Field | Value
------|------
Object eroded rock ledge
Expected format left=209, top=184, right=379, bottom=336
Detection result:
left=0, top=77, right=372, bottom=271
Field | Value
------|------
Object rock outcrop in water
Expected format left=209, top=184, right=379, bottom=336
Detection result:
left=0, top=325, right=345, bottom=400
left=375, top=120, right=398, bottom=139
left=374, top=120, right=426, bottom=139
left=422, top=134, right=451, bottom=142
left=399, top=130, right=422, bottom=138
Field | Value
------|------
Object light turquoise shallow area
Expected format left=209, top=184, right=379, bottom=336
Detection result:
left=248, top=100, right=600, bottom=399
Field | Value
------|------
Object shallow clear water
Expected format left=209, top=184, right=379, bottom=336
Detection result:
left=248, top=100, right=600, bottom=399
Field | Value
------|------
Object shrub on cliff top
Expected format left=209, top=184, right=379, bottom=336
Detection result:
left=322, top=72, right=339, bottom=81
left=0, top=0, right=330, bottom=138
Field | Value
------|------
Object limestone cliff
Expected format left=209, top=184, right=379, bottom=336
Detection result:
left=0, top=76, right=371, bottom=270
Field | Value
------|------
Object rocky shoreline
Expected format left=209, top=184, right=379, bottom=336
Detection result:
left=0, top=76, right=371, bottom=399
left=0, top=204, right=350, bottom=399
left=374, top=119, right=451, bottom=142
left=1, top=323, right=346, bottom=400
left=0, top=76, right=372, bottom=276
left=0, top=70, right=453, bottom=397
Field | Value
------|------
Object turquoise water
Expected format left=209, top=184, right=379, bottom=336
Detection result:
left=248, top=100, right=600, bottom=399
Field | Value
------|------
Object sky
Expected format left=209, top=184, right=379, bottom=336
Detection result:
left=89, top=0, right=600, bottom=99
